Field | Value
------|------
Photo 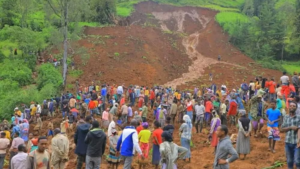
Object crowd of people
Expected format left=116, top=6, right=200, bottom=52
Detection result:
left=0, top=71, right=300, bottom=169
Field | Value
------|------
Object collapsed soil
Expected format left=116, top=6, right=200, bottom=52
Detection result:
left=41, top=1, right=287, bottom=169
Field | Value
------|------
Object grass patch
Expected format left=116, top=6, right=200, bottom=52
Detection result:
left=69, top=70, right=83, bottom=78
left=116, top=0, right=144, bottom=17
left=116, top=0, right=242, bottom=17
left=67, top=84, right=74, bottom=89
left=283, top=62, right=300, bottom=75
left=215, top=12, right=248, bottom=36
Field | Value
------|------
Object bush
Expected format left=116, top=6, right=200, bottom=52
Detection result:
left=0, top=84, right=59, bottom=120
left=0, top=59, right=32, bottom=86
left=37, top=63, right=63, bottom=90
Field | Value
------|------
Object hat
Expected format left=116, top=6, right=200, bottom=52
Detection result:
left=14, top=107, right=19, bottom=111
left=142, top=122, right=149, bottom=128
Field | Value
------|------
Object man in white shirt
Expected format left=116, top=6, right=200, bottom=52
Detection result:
left=0, top=132, right=10, bottom=168
left=220, top=101, right=227, bottom=125
left=108, top=116, right=117, bottom=136
left=117, top=85, right=124, bottom=102
left=11, top=144, right=27, bottom=169
left=195, top=101, right=205, bottom=133
left=249, top=81, right=255, bottom=99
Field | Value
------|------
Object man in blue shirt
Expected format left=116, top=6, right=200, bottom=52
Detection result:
left=266, top=100, right=281, bottom=153
left=101, top=85, right=107, bottom=110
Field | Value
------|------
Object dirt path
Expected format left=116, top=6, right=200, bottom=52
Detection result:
left=151, top=10, right=243, bottom=88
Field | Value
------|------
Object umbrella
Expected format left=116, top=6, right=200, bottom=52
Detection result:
left=70, top=108, right=79, bottom=113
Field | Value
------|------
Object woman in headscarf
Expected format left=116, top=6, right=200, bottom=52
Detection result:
left=236, top=110, right=252, bottom=160
left=20, top=119, right=29, bottom=143
left=179, top=115, right=192, bottom=162
left=160, top=131, right=188, bottom=169
left=209, top=110, right=221, bottom=152
left=107, top=129, right=121, bottom=169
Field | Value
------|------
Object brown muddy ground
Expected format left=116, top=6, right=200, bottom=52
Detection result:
left=39, top=1, right=287, bottom=169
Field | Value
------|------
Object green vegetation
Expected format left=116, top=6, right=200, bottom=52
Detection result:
left=215, top=12, right=248, bottom=35
left=117, top=0, right=143, bottom=17
left=69, top=69, right=84, bottom=78
left=282, top=62, right=300, bottom=75
left=37, top=64, right=63, bottom=90
left=262, top=161, right=285, bottom=169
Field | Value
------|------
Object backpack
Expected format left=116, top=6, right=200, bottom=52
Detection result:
left=241, top=83, right=249, bottom=91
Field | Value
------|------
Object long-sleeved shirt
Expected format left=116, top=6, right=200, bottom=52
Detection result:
left=116, top=126, right=142, bottom=156
left=214, top=136, right=238, bottom=169
left=51, top=134, right=69, bottom=166
left=11, top=152, right=28, bottom=169
left=227, top=101, right=237, bottom=116
left=160, top=141, right=188, bottom=169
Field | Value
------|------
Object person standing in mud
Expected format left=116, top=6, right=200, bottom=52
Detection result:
left=281, top=101, right=300, bottom=169
left=51, top=128, right=69, bottom=169
left=249, top=92, right=265, bottom=138
left=74, top=116, right=92, bottom=169
left=266, top=100, right=281, bottom=153
left=213, top=125, right=238, bottom=169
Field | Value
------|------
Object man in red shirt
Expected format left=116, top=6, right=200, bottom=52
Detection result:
left=227, top=98, right=237, bottom=127
left=150, top=89, right=156, bottom=109
left=152, top=121, right=163, bottom=169
left=205, top=98, right=213, bottom=126
left=265, top=78, right=276, bottom=102
left=186, top=98, right=193, bottom=121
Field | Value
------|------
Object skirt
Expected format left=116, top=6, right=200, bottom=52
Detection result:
left=152, top=144, right=160, bottom=165
left=180, top=137, right=191, bottom=158
left=107, top=147, right=121, bottom=164
left=211, top=132, right=219, bottom=147
left=140, top=143, right=150, bottom=158
left=236, top=131, right=250, bottom=154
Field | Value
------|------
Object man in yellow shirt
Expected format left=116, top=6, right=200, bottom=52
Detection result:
left=14, top=108, right=21, bottom=117
left=144, top=87, right=150, bottom=106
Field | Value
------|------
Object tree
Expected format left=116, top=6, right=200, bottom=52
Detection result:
left=0, top=59, right=32, bottom=86
left=242, top=0, right=254, bottom=17
left=294, top=0, right=300, bottom=54
left=37, top=63, right=63, bottom=90
left=90, top=0, right=116, bottom=24
left=0, top=0, right=18, bottom=27
left=45, top=0, right=70, bottom=87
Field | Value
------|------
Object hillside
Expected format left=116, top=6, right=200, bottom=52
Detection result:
left=66, top=1, right=282, bottom=90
